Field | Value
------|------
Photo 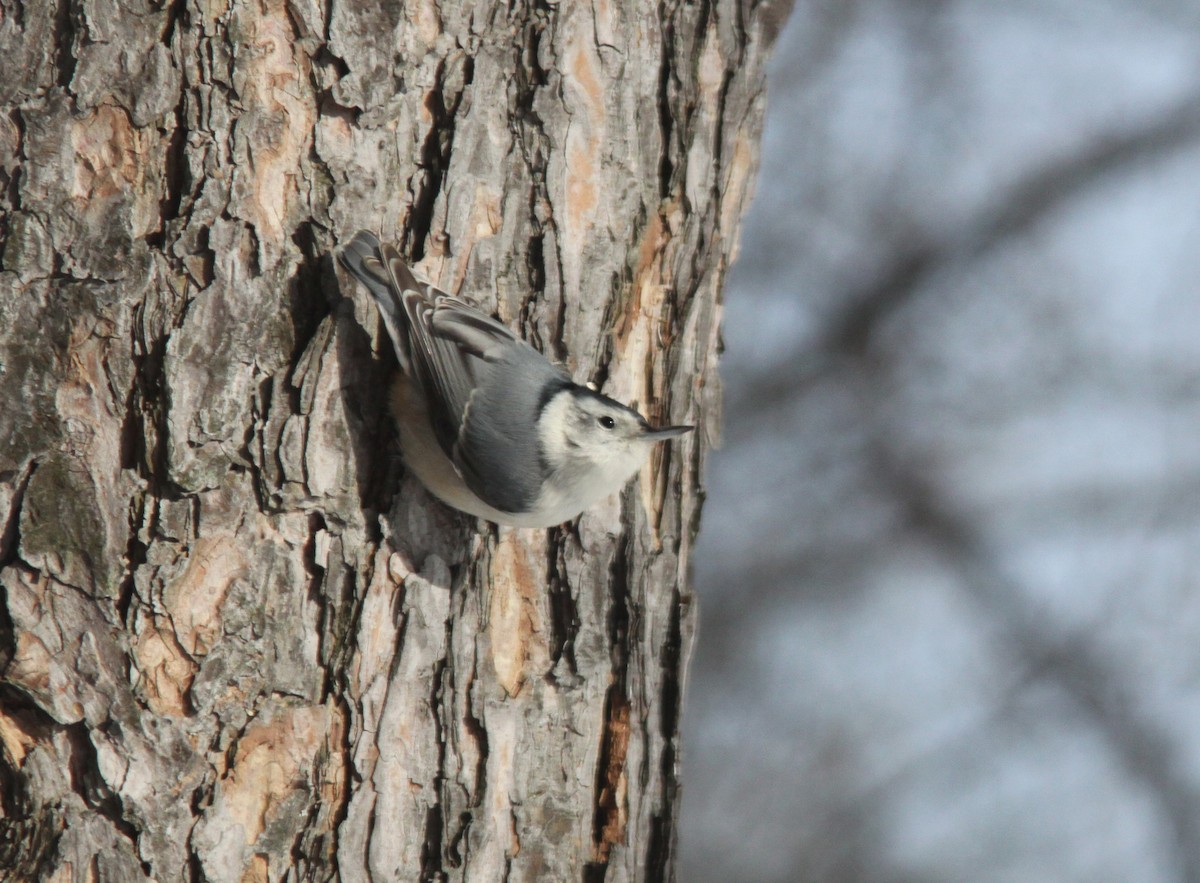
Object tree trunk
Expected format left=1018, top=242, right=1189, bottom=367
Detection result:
left=0, top=0, right=782, bottom=878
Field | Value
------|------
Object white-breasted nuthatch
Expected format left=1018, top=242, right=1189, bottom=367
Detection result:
left=338, top=230, right=693, bottom=528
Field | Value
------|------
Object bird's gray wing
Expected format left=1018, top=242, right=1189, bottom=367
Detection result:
left=339, top=230, right=568, bottom=515
left=375, top=245, right=482, bottom=460
left=451, top=347, right=571, bottom=514
left=338, top=231, right=474, bottom=456
left=428, top=296, right=576, bottom=511
left=430, top=297, right=521, bottom=361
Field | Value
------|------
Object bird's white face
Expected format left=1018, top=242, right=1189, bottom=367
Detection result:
left=536, top=389, right=657, bottom=500
left=532, top=387, right=693, bottom=522
left=570, top=391, right=653, bottom=452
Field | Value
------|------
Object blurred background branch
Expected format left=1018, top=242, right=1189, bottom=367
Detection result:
left=734, top=85, right=1200, bottom=422
left=683, top=2, right=1200, bottom=880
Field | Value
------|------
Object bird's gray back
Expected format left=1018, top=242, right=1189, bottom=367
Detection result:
left=452, top=346, right=568, bottom=514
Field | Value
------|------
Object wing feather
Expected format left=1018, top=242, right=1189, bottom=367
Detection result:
left=338, top=231, right=413, bottom=372
left=430, top=298, right=520, bottom=361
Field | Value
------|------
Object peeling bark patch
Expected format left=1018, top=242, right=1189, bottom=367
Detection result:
left=559, top=38, right=606, bottom=278
left=447, top=182, right=504, bottom=289
left=609, top=208, right=681, bottom=535
left=163, top=533, right=243, bottom=657
left=70, top=106, right=144, bottom=201
left=4, top=568, right=124, bottom=724
left=6, top=630, right=54, bottom=706
left=719, top=133, right=756, bottom=261
left=70, top=105, right=158, bottom=238
left=229, top=0, right=313, bottom=253
left=565, top=138, right=598, bottom=237
left=0, top=705, right=39, bottom=767
left=200, top=704, right=328, bottom=856
left=615, top=208, right=673, bottom=386
left=487, top=532, right=543, bottom=697
left=591, top=691, right=630, bottom=864
left=405, top=0, right=441, bottom=48
left=131, top=533, right=244, bottom=715
left=628, top=210, right=670, bottom=333
left=240, top=853, right=269, bottom=882
left=131, top=624, right=197, bottom=716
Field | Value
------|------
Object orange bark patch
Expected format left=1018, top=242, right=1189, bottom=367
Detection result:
left=569, top=41, right=604, bottom=117
left=449, top=183, right=504, bottom=287
left=70, top=104, right=157, bottom=236
left=472, top=182, right=503, bottom=238
left=233, top=0, right=313, bottom=248
left=132, top=625, right=198, bottom=717
left=566, top=137, right=599, bottom=233
left=8, top=631, right=53, bottom=697
left=0, top=706, right=42, bottom=766
left=240, top=854, right=269, bottom=883
left=488, top=532, right=545, bottom=697
left=609, top=204, right=688, bottom=537
left=406, top=0, right=441, bottom=47
left=165, top=533, right=244, bottom=657
left=560, top=37, right=607, bottom=264
left=612, top=207, right=673, bottom=412
left=318, top=703, right=348, bottom=806
left=720, top=133, right=757, bottom=262
left=221, top=705, right=328, bottom=846
left=614, top=209, right=673, bottom=345
left=132, top=533, right=244, bottom=715
left=592, top=693, right=630, bottom=861
left=70, top=105, right=145, bottom=202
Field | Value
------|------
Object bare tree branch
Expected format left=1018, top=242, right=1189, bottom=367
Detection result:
left=730, top=85, right=1200, bottom=425
left=870, top=434, right=1200, bottom=882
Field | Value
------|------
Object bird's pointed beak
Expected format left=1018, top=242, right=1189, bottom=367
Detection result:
left=641, top=423, right=694, bottom=441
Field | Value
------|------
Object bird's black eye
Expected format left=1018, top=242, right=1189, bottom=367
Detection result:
left=598, top=415, right=616, bottom=430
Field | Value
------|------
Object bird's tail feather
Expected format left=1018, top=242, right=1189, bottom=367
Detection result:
left=338, top=230, right=413, bottom=373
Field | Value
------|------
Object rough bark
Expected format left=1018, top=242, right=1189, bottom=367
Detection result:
left=0, top=0, right=779, bottom=879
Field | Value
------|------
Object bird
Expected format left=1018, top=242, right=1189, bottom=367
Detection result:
left=337, top=230, right=693, bottom=528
